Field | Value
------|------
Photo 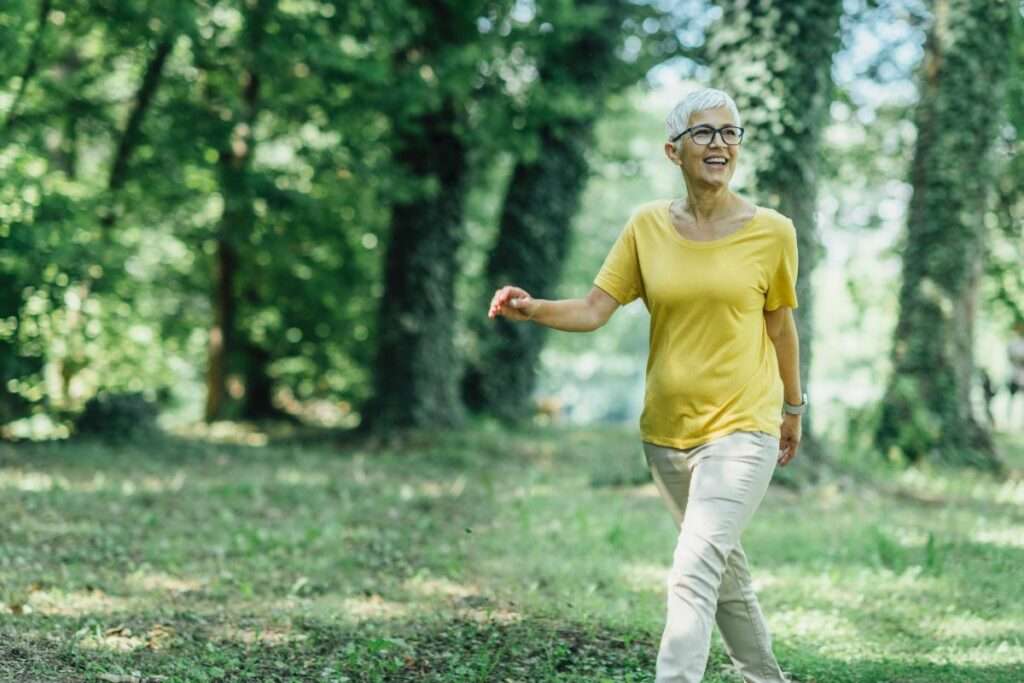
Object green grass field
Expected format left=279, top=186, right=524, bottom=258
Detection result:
left=2, top=423, right=1023, bottom=682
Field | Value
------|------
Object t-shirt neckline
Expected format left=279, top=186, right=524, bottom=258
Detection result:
left=660, top=199, right=761, bottom=249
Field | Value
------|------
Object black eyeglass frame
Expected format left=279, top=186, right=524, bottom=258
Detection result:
left=670, top=124, right=746, bottom=145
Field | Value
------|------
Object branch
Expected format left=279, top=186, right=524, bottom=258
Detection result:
left=3, top=0, right=53, bottom=134
left=107, top=37, right=175, bottom=192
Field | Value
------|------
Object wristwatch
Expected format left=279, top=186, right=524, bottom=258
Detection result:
left=783, top=392, right=808, bottom=416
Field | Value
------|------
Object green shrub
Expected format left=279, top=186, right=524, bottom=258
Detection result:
left=73, top=391, right=161, bottom=440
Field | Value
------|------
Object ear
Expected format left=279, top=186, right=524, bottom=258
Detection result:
left=664, top=141, right=681, bottom=165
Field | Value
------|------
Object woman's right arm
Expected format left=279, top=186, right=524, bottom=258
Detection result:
left=488, top=285, right=620, bottom=332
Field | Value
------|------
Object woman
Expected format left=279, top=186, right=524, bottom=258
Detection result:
left=488, top=88, right=805, bottom=683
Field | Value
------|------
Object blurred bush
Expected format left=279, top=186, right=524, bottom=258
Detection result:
left=73, top=391, right=161, bottom=440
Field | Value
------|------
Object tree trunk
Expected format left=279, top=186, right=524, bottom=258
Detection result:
left=462, top=0, right=651, bottom=419
left=238, top=283, right=290, bottom=422
left=707, top=0, right=844, bottom=475
left=205, top=237, right=238, bottom=421
left=203, top=1, right=272, bottom=422
left=462, top=123, right=591, bottom=418
left=239, top=339, right=285, bottom=420
left=365, top=99, right=470, bottom=431
left=875, top=0, right=1009, bottom=470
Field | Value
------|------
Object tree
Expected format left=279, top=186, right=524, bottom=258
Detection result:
left=462, top=0, right=679, bottom=420
left=201, top=0, right=277, bottom=422
left=706, top=0, right=845, bottom=473
left=984, top=1, right=1023, bottom=329
left=875, top=0, right=1013, bottom=469
left=363, top=2, right=513, bottom=432
left=0, top=1, right=188, bottom=420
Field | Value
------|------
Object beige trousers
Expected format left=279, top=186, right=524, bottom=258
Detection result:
left=643, top=430, right=789, bottom=683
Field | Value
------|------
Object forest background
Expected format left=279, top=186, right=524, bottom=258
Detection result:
left=3, top=1, right=1024, bottom=682
left=1, top=0, right=1022, bottom=470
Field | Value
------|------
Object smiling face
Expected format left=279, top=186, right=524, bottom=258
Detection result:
left=664, top=106, right=741, bottom=189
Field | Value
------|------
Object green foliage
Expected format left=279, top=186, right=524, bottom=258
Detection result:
left=1, top=0, right=387, bottom=426
left=985, top=0, right=1024, bottom=326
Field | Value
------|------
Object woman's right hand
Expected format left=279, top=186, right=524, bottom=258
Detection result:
left=488, top=285, right=536, bottom=321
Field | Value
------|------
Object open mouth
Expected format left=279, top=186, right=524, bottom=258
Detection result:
left=703, top=156, right=728, bottom=166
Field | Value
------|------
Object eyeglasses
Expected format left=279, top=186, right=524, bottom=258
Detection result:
left=671, top=125, right=745, bottom=146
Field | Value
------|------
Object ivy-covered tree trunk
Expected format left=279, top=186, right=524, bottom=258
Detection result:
left=707, top=0, right=844, bottom=473
left=362, top=0, right=508, bottom=432
left=463, top=0, right=673, bottom=419
left=462, top=123, right=590, bottom=417
left=875, top=0, right=1010, bottom=469
left=366, top=99, right=470, bottom=430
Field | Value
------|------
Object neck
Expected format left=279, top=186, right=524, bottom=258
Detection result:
left=681, top=176, right=733, bottom=222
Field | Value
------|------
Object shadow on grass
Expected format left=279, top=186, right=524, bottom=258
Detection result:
left=2, top=612, right=657, bottom=683
left=5, top=611, right=1024, bottom=683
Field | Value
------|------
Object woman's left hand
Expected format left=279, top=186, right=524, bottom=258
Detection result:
left=778, top=414, right=801, bottom=466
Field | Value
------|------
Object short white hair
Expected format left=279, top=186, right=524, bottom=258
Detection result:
left=665, top=88, right=742, bottom=141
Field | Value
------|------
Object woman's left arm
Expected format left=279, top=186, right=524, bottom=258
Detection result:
left=764, top=306, right=802, bottom=465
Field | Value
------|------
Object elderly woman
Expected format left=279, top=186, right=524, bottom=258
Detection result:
left=488, top=88, right=805, bottom=683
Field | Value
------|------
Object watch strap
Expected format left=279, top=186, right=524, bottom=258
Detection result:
left=783, top=392, right=808, bottom=415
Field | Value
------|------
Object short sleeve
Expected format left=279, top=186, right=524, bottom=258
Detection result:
left=594, top=218, right=643, bottom=305
left=765, top=219, right=799, bottom=310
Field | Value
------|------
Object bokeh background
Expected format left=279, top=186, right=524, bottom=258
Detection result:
left=3, top=2, right=1024, bottom=681
left=2, top=0, right=1021, bottom=468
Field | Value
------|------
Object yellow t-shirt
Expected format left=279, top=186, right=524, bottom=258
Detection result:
left=593, top=199, right=799, bottom=450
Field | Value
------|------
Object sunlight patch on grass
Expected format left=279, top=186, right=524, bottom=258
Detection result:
left=0, top=468, right=60, bottom=491
left=126, top=570, right=206, bottom=595
left=924, top=642, right=1024, bottom=667
left=880, top=523, right=931, bottom=548
left=23, top=587, right=136, bottom=616
left=169, top=420, right=270, bottom=446
left=76, top=629, right=147, bottom=652
left=986, top=479, right=1024, bottom=507
left=772, top=607, right=859, bottom=650
left=212, top=623, right=309, bottom=646
left=620, top=561, right=666, bottom=593
left=896, top=465, right=1024, bottom=506
left=455, top=605, right=524, bottom=624
left=74, top=624, right=178, bottom=653
left=399, top=476, right=468, bottom=499
left=119, top=472, right=188, bottom=495
left=501, top=483, right=559, bottom=500
left=0, top=468, right=87, bottom=492
left=275, top=467, right=330, bottom=487
left=773, top=566, right=946, bottom=608
left=621, top=483, right=661, bottom=500
left=403, top=575, right=480, bottom=601
left=749, top=571, right=785, bottom=593
left=340, top=593, right=413, bottom=620
left=971, top=526, right=1024, bottom=549
left=0, top=467, right=190, bottom=495
left=929, top=615, right=1023, bottom=640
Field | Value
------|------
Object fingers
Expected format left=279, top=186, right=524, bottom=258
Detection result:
left=488, top=287, right=508, bottom=318
left=777, top=439, right=799, bottom=466
left=488, top=285, right=528, bottom=319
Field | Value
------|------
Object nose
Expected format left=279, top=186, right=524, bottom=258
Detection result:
left=707, top=130, right=728, bottom=148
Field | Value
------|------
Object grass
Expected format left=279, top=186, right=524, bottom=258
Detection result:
left=1, top=421, right=1023, bottom=682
